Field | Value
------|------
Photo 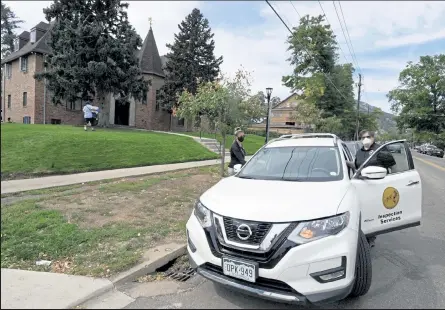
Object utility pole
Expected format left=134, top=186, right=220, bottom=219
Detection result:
left=355, top=73, right=362, bottom=141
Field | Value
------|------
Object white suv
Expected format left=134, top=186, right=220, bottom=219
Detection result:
left=186, top=134, right=422, bottom=305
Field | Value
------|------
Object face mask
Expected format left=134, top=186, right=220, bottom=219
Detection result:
left=362, top=138, right=372, bottom=149
left=238, top=136, right=245, bottom=142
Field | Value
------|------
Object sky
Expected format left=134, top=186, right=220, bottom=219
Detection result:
left=5, top=1, right=445, bottom=113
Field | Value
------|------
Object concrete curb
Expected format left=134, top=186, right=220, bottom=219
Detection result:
left=111, top=243, right=187, bottom=286
left=65, top=281, right=114, bottom=309
left=71, top=243, right=187, bottom=309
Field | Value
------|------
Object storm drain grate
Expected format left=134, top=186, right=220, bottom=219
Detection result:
left=137, top=255, right=196, bottom=283
left=165, top=267, right=196, bottom=282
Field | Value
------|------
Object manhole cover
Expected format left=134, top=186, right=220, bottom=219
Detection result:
left=137, top=255, right=196, bottom=283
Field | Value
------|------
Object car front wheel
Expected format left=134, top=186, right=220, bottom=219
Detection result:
left=349, top=230, right=372, bottom=297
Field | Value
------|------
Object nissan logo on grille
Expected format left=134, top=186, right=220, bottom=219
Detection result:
left=236, top=224, right=252, bottom=240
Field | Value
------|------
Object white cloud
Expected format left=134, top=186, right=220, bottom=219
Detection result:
left=375, top=29, right=445, bottom=48
left=3, top=1, right=444, bottom=110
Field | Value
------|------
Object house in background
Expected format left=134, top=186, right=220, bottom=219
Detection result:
left=1, top=21, right=193, bottom=132
left=249, top=93, right=309, bottom=134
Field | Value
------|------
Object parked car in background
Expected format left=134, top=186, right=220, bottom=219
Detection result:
left=425, top=146, right=444, bottom=158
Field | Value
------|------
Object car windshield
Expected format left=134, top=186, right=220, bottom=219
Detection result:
left=237, top=146, right=343, bottom=182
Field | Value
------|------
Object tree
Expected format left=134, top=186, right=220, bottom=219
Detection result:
left=158, top=8, right=223, bottom=111
left=35, top=0, right=147, bottom=117
left=270, top=96, right=281, bottom=107
left=177, top=69, right=263, bottom=176
left=282, top=14, right=356, bottom=129
left=388, top=54, right=445, bottom=134
left=1, top=2, right=23, bottom=58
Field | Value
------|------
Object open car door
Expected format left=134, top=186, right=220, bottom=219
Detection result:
left=352, top=140, right=422, bottom=237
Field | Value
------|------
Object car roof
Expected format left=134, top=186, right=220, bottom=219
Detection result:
left=266, top=137, right=336, bottom=148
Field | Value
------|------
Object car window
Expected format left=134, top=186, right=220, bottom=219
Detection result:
left=238, top=146, right=343, bottom=182
left=363, top=142, right=411, bottom=174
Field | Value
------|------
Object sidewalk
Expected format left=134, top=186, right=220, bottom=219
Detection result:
left=1, top=268, right=113, bottom=309
left=1, top=156, right=250, bottom=194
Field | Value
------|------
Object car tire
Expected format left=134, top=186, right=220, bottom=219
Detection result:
left=349, top=231, right=372, bottom=297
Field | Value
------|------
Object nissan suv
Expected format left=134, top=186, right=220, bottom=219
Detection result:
left=186, top=134, right=422, bottom=305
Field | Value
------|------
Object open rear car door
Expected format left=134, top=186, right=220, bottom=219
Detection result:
left=351, top=140, right=422, bottom=236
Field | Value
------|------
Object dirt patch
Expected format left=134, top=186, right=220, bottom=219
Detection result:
left=39, top=171, right=217, bottom=234
left=1, top=166, right=221, bottom=277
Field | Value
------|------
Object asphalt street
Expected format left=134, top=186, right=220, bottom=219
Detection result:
left=125, top=152, right=445, bottom=309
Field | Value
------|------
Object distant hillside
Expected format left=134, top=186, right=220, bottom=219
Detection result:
left=358, top=101, right=397, bottom=132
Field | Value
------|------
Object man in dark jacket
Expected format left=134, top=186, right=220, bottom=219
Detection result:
left=354, top=130, right=396, bottom=170
left=228, top=128, right=246, bottom=176
left=353, top=130, right=396, bottom=248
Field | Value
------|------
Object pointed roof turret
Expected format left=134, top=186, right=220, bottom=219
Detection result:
left=138, top=23, right=165, bottom=78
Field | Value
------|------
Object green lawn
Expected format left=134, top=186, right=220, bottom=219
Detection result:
left=181, top=131, right=266, bottom=155
left=1, top=124, right=218, bottom=179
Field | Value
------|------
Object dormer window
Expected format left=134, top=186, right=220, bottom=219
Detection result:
left=30, top=29, right=37, bottom=43
left=13, top=38, right=19, bottom=52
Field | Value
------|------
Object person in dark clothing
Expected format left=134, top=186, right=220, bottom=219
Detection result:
left=354, top=130, right=396, bottom=170
left=352, top=130, right=396, bottom=248
left=228, top=127, right=246, bottom=176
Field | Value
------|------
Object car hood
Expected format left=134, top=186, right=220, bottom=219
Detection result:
left=200, top=176, right=351, bottom=222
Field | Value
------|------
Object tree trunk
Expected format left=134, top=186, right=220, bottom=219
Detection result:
left=221, top=132, right=226, bottom=177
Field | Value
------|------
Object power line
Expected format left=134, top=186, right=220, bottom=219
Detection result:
left=266, top=0, right=349, bottom=101
left=332, top=1, right=361, bottom=75
left=337, top=1, right=362, bottom=74
left=316, top=1, right=353, bottom=68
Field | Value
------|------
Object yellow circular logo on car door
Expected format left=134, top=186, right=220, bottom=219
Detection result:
left=382, top=187, right=400, bottom=209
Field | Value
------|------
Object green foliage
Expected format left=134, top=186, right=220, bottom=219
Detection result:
left=0, top=2, right=23, bottom=58
left=282, top=14, right=364, bottom=138
left=176, top=69, right=264, bottom=133
left=387, top=54, right=445, bottom=134
left=34, top=0, right=148, bottom=104
left=158, top=8, right=223, bottom=111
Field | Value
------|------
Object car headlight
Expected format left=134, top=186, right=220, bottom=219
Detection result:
left=194, top=201, right=212, bottom=228
left=288, top=212, right=350, bottom=244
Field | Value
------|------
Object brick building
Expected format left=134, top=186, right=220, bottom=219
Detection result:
left=1, top=21, right=191, bottom=131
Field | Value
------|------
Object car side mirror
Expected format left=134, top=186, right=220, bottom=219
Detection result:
left=233, top=164, right=242, bottom=174
left=360, top=166, right=387, bottom=180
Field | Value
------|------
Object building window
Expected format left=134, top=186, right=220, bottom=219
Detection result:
left=6, top=64, right=12, bottom=79
left=23, top=116, right=31, bottom=124
left=177, top=118, right=185, bottom=126
left=285, top=121, right=295, bottom=126
left=23, top=92, right=27, bottom=107
left=20, top=56, right=28, bottom=72
left=7, top=95, right=11, bottom=109
left=67, top=100, right=79, bottom=110
left=51, top=119, right=61, bottom=124
left=142, top=91, right=147, bottom=104
left=155, top=90, right=160, bottom=111
left=13, top=38, right=19, bottom=52
left=30, top=30, right=37, bottom=43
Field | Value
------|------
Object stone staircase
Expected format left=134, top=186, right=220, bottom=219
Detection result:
left=194, top=137, right=230, bottom=156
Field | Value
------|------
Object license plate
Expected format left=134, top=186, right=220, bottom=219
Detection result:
left=222, top=257, right=257, bottom=283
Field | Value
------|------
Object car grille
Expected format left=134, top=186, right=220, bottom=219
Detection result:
left=223, top=217, right=272, bottom=245
left=205, top=223, right=298, bottom=269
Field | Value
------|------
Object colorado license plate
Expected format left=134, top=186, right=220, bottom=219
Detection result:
left=222, top=257, right=257, bottom=283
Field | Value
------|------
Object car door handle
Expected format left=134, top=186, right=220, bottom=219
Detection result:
left=407, top=180, right=419, bottom=186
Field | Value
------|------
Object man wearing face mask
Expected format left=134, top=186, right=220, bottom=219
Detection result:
left=354, top=130, right=396, bottom=170
left=228, top=127, right=247, bottom=176
left=353, top=130, right=396, bottom=248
